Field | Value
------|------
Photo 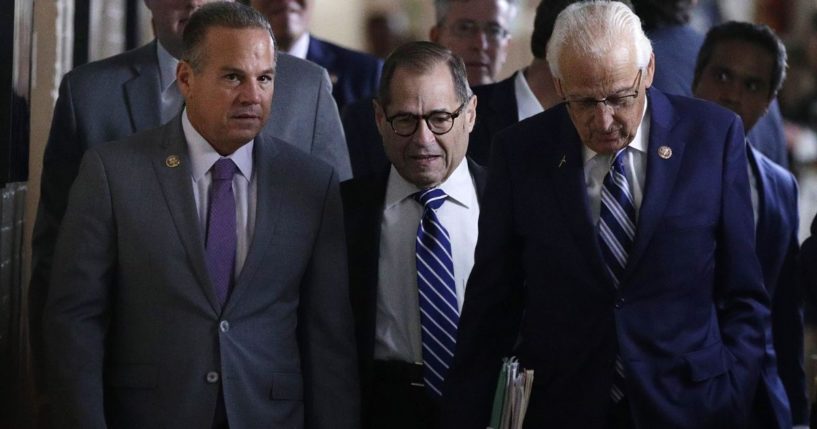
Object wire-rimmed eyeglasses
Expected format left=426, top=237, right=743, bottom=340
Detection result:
left=385, top=98, right=470, bottom=137
left=561, top=69, right=643, bottom=114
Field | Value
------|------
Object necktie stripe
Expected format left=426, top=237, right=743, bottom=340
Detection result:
left=417, top=238, right=455, bottom=277
left=417, top=257, right=457, bottom=300
left=413, top=188, right=458, bottom=398
left=418, top=288, right=459, bottom=330
left=600, top=192, right=636, bottom=238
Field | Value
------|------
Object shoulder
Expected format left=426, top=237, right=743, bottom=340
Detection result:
left=262, top=134, right=337, bottom=179
left=309, top=37, right=382, bottom=69
left=753, top=146, right=798, bottom=196
left=653, top=89, right=740, bottom=127
left=276, top=52, right=326, bottom=81
left=61, top=42, right=155, bottom=88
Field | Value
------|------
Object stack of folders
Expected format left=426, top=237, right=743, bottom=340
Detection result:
left=487, top=357, right=534, bottom=429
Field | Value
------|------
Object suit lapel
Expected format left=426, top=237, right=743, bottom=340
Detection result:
left=548, top=111, right=612, bottom=291
left=625, top=89, right=685, bottom=275
left=748, top=145, right=773, bottom=271
left=150, top=116, right=221, bottom=313
left=224, top=135, right=284, bottom=314
left=124, top=41, right=163, bottom=133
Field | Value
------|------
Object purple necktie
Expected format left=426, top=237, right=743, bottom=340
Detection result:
left=206, top=158, right=238, bottom=306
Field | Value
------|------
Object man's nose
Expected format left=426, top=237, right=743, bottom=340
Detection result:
left=412, top=119, right=436, bottom=145
left=592, top=103, right=615, bottom=130
left=239, top=81, right=263, bottom=104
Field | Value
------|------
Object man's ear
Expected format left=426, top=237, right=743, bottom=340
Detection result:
left=176, top=61, right=193, bottom=97
left=429, top=25, right=441, bottom=43
left=373, top=99, right=387, bottom=135
left=465, top=95, right=477, bottom=133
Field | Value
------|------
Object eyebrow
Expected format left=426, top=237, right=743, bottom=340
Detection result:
left=219, top=67, right=276, bottom=75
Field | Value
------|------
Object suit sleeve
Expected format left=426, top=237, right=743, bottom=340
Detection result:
left=43, top=149, right=115, bottom=429
left=29, top=74, right=86, bottom=392
left=772, top=176, right=809, bottom=425
left=298, top=169, right=360, bottom=429
left=312, top=68, right=353, bottom=181
left=441, top=134, right=525, bottom=429
left=715, top=118, right=772, bottom=420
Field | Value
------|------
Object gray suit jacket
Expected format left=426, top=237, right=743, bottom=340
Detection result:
left=42, top=116, right=359, bottom=429
left=30, top=41, right=351, bottom=384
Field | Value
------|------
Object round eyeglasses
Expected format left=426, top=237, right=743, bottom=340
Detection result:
left=385, top=98, right=470, bottom=137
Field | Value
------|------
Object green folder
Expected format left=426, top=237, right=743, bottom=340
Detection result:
left=488, top=360, right=510, bottom=429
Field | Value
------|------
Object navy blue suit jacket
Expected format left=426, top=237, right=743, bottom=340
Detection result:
left=470, top=72, right=518, bottom=166
left=441, top=89, right=770, bottom=428
left=748, top=145, right=808, bottom=426
left=307, top=36, right=382, bottom=112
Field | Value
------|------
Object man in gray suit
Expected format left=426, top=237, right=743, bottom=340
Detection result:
left=42, top=3, right=358, bottom=428
left=29, top=0, right=351, bottom=402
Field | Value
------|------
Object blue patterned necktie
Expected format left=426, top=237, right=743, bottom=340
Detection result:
left=413, top=188, right=458, bottom=398
left=206, top=158, right=238, bottom=307
left=597, top=149, right=636, bottom=403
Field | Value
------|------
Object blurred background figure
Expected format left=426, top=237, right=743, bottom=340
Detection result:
left=429, top=0, right=519, bottom=86
left=250, top=0, right=383, bottom=110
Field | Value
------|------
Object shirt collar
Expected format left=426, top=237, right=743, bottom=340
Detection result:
left=384, top=159, right=475, bottom=210
left=156, top=40, right=180, bottom=94
left=514, top=69, right=544, bottom=121
left=182, top=108, right=254, bottom=182
left=582, top=96, right=650, bottom=164
left=286, top=32, right=311, bottom=59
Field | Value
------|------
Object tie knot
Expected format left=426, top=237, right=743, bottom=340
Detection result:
left=610, top=149, right=627, bottom=173
left=414, top=188, right=447, bottom=210
left=212, top=158, right=238, bottom=181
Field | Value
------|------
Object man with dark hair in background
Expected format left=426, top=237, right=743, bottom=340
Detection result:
left=693, top=21, right=807, bottom=429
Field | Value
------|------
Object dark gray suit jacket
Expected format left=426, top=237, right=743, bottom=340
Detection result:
left=30, top=41, right=352, bottom=384
left=42, top=116, right=359, bottom=429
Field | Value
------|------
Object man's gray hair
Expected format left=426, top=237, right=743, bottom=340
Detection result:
left=182, top=2, right=276, bottom=73
left=434, top=0, right=519, bottom=25
left=546, top=1, right=651, bottom=79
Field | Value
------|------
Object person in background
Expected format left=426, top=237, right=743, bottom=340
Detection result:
left=42, top=3, right=358, bottom=428
left=632, top=0, right=789, bottom=168
left=342, top=41, right=486, bottom=429
left=250, top=0, right=383, bottom=111
left=442, top=2, right=769, bottom=427
left=693, top=20, right=807, bottom=429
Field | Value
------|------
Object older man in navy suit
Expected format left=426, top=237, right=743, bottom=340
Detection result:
left=441, top=2, right=769, bottom=428
left=693, top=21, right=807, bottom=429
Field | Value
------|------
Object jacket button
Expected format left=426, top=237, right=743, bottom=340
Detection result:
left=219, top=320, right=230, bottom=333
left=206, top=371, right=220, bottom=383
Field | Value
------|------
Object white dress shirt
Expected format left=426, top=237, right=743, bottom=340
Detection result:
left=514, top=69, right=544, bottom=121
left=286, top=32, right=311, bottom=59
left=157, top=41, right=183, bottom=124
left=583, top=100, right=650, bottom=223
left=374, top=161, right=480, bottom=363
left=183, top=109, right=257, bottom=278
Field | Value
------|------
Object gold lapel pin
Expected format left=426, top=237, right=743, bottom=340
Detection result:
left=165, top=155, right=181, bottom=168
left=558, top=154, right=567, bottom=168
left=657, top=146, right=672, bottom=160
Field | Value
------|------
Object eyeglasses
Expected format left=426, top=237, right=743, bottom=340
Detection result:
left=561, top=69, right=643, bottom=114
left=445, top=19, right=510, bottom=42
left=385, top=99, right=470, bottom=137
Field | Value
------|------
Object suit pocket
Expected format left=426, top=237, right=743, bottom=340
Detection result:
left=683, top=342, right=735, bottom=382
left=106, top=364, right=158, bottom=389
left=269, top=372, right=303, bottom=401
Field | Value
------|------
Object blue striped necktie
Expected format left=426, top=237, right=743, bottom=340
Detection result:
left=413, top=188, right=458, bottom=398
left=597, top=149, right=636, bottom=403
